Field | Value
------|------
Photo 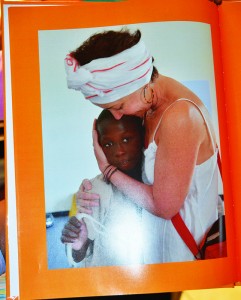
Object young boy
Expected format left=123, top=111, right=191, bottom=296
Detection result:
left=61, top=110, right=144, bottom=267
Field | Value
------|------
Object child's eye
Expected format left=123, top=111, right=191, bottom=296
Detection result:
left=123, top=138, right=129, bottom=143
left=104, top=142, right=113, bottom=148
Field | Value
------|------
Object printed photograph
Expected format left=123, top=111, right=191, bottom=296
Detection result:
left=37, top=21, right=225, bottom=270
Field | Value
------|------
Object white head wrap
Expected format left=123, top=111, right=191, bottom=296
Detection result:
left=64, top=40, right=153, bottom=104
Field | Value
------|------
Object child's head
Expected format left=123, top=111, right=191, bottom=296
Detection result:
left=96, top=110, right=143, bottom=176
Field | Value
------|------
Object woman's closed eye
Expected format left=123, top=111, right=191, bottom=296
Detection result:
left=119, top=104, right=124, bottom=111
left=114, top=104, right=124, bottom=111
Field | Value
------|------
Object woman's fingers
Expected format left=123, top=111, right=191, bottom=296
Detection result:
left=76, top=179, right=100, bottom=214
left=92, top=120, right=109, bottom=172
left=77, top=203, right=93, bottom=215
left=77, top=190, right=100, bottom=201
left=80, top=179, right=93, bottom=192
left=78, top=179, right=100, bottom=200
left=76, top=198, right=99, bottom=215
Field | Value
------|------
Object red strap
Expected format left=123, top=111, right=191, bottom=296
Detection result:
left=171, top=213, right=200, bottom=258
left=217, top=151, right=222, bottom=179
left=171, top=150, right=223, bottom=258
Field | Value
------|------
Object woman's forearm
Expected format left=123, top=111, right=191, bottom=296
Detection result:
left=109, top=169, right=183, bottom=219
left=92, top=127, right=184, bottom=219
left=109, top=169, right=159, bottom=214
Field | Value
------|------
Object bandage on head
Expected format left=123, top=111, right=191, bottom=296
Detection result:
left=64, top=40, right=153, bottom=105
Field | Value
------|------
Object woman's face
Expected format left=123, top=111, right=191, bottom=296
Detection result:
left=97, top=87, right=147, bottom=120
left=97, top=119, right=143, bottom=173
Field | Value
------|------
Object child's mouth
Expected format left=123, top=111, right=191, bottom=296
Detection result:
left=119, top=159, right=131, bottom=168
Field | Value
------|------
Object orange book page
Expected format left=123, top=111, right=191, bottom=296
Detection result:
left=3, top=0, right=236, bottom=299
left=219, top=1, right=241, bottom=282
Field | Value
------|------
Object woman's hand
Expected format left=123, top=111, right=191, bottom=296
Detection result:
left=92, top=119, right=109, bottom=172
left=76, top=179, right=100, bottom=215
left=61, top=216, right=88, bottom=250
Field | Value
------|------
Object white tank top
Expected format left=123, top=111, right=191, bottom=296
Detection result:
left=141, top=98, right=219, bottom=263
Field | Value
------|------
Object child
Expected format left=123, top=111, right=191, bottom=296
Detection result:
left=61, top=110, right=144, bottom=267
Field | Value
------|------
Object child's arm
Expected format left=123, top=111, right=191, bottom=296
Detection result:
left=61, top=216, right=92, bottom=263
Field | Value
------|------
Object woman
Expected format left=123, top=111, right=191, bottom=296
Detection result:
left=64, top=28, right=220, bottom=263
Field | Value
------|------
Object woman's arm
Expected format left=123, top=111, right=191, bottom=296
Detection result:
left=150, top=102, right=202, bottom=218
left=75, top=180, right=100, bottom=215
left=93, top=103, right=204, bottom=219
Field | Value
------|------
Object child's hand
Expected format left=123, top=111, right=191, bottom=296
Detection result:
left=76, top=179, right=100, bottom=215
left=61, top=216, right=88, bottom=250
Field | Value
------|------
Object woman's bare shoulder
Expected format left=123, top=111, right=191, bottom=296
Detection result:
left=155, top=100, right=204, bottom=146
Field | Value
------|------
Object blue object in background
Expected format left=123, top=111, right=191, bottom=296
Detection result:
left=47, top=215, right=71, bottom=269
left=46, top=213, right=54, bottom=228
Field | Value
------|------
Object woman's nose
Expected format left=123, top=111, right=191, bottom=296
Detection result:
left=109, top=109, right=123, bottom=120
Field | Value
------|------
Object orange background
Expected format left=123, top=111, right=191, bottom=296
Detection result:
left=219, top=0, right=241, bottom=282
left=3, top=0, right=239, bottom=299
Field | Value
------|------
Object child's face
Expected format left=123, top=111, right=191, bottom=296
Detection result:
left=98, top=119, right=143, bottom=173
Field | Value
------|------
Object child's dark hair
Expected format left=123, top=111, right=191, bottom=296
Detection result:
left=96, top=109, right=144, bottom=142
left=70, top=28, right=158, bottom=82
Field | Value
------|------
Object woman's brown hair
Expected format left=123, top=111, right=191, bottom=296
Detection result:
left=70, top=28, right=158, bottom=81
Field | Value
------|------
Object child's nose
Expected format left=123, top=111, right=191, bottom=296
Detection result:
left=115, top=143, right=125, bottom=156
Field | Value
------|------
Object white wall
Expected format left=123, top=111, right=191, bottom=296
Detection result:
left=38, top=21, right=219, bottom=213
